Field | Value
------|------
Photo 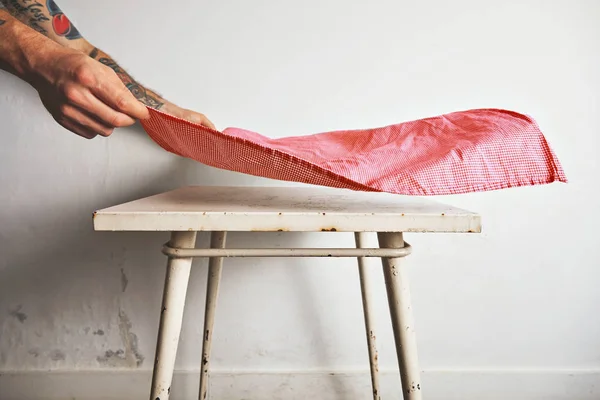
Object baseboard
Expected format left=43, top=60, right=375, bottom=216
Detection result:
left=1, top=369, right=598, bottom=400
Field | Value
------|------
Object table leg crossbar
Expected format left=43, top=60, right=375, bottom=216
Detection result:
left=162, top=243, right=412, bottom=259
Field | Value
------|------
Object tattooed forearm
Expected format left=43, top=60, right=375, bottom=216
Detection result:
left=2, top=0, right=49, bottom=34
left=89, top=47, right=164, bottom=109
left=1, top=0, right=82, bottom=38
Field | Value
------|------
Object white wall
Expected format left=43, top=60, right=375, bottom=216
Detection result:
left=1, top=0, right=598, bottom=398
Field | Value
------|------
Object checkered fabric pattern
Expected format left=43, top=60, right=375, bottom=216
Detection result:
left=140, top=108, right=567, bottom=196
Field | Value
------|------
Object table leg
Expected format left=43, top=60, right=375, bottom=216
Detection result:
left=355, top=232, right=381, bottom=400
left=150, top=231, right=197, bottom=400
left=198, top=231, right=227, bottom=400
left=378, top=232, right=422, bottom=400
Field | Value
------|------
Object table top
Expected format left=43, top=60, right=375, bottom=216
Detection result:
left=93, top=186, right=481, bottom=233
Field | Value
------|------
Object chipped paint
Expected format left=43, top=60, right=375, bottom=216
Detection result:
left=120, top=268, right=129, bottom=293
left=407, top=381, right=421, bottom=393
left=9, top=305, right=27, bottom=323
left=118, top=309, right=144, bottom=367
left=97, top=349, right=126, bottom=365
left=49, top=349, right=66, bottom=361
left=97, top=310, right=144, bottom=367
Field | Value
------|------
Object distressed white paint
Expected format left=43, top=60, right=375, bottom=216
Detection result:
left=0, top=0, right=598, bottom=398
left=198, top=231, right=227, bottom=400
left=109, top=189, right=448, bottom=399
left=355, top=232, right=382, bottom=400
left=378, top=233, right=422, bottom=399
left=150, top=231, right=197, bottom=400
left=161, top=245, right=413, bottom=259
left=93, top=186, right=481, bottom=233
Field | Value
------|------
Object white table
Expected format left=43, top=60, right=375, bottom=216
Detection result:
left=93, top=186, right=481, bottom=400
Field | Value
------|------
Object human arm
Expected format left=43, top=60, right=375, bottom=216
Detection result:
left=86, top=45, right=215, bottom=128
left=0, top=1, right=214, bottom=138
left=0, top=7, right=151, bottom=138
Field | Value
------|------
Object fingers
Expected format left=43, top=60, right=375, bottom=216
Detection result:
left=200, top=116, right=216, bottom=130
left=91, top=75, right=150, bottom=121
left=57, top=118, right=99, bottom=140
left=60, top=103, right=115, bottom=137
left=67, top=87, right=137, bottom=128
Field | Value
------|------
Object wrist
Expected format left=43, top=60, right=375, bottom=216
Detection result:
left=3, top=21, right=58, bottom=85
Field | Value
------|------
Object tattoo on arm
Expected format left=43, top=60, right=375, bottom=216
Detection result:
left=89, top=47, right=165, bottom=109
left=3, top=1, right=165, bottom=109
left=3, top=0, right=49, bottom=34
left=46, top=0, right=80, bottom=39
left=0, top=4, right=6, bottom=26
left=1, top=0, right=82, bottom=38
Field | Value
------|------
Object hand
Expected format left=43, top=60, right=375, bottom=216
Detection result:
left=160, top=101, right=216, bottom=130
left=28, top=43, right=150, bottom=139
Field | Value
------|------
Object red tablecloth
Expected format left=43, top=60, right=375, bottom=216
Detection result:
left=140, top=108, right=566, bottom=196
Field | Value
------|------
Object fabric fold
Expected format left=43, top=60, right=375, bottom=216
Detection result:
left=140, top=107, right=567, bottom=196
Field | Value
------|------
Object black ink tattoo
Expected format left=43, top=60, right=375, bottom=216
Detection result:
left=0, top=3, right=7, bottom=26
left=5, top=0, right=49, bottom=35
left=88, top=47, right=98, bottom=59
left=89, top=48, right=164, bottom=109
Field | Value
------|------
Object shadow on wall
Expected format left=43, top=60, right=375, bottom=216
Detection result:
left=0, top=121, right=344, bottom=390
